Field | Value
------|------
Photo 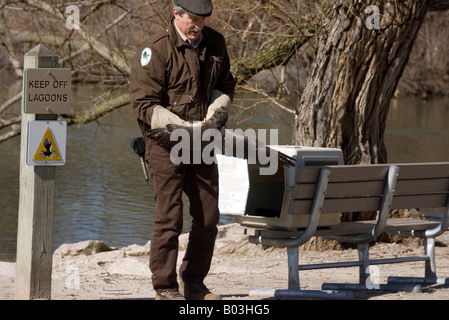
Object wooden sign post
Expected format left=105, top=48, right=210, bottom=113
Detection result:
left=15, top=44, right=62, bottom=300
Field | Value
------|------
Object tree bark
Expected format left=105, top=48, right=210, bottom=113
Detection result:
left=430, top=0, right=449, bottom=11
left=292, top=0, right=433, bottom=165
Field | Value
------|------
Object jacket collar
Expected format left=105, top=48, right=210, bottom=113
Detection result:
left=169, top=17, right=204, bottom=49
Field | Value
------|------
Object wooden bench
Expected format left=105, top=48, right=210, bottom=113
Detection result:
left=244, top=163, right=449, bottom=299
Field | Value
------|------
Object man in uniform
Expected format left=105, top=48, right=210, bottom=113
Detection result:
left=129, top=0, right=236, bottom=300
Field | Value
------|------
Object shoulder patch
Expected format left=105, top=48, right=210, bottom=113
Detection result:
left=140, top=47, right=152, bottom=67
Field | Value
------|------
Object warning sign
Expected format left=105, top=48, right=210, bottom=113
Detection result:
left=27, top=120, right=66, bottom=166
left=33, top=127, right=61, bottom=161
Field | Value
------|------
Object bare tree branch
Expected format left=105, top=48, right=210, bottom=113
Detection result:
left=0, top=123, right=20, bottom=142
left=68, top=93, right=130, bottom=125
left=232, top=32, right=311, bottom=85
left=24, top=0, right=131, bottom=75
left=430, top=0, right=449, bottom=10
left=239, top=84, right=295, bottom=115
left=0, top=92, right=21, bottom=114
left=0, top=115, right=20, bottom=129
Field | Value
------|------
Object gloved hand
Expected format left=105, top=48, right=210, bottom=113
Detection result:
left=148, top=122, right=203, bottom=151
left=150, top=105, right=191, bottom=129
left=203, top=109, right=228, bottom=131
left=205, top=90, right=232, bottom=124
left=150, top=90, right=231, bottom=130
left=148, top=90, right=231, bottom=151
left=165, top=109, right=228, bottom=139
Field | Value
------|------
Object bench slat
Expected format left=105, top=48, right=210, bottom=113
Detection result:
left=292, top=181, right=385, bottom=200
left=246, top=219, right=441, bottom=238
left=391, top=193, right=449, bottom=210
left=296, top=163, right=449, bottom=184
left=290, top=163, right=449, bottom=215
left=296, top=165, right=390, bottom=183
left=394, top=162, right=449, bottom=180
left=289, top=197, right=382, bottom=215
left=395, top=178, right=449, bottom=195
left=289, top=193, right=449, bottom=215
left=291, top=178, right=449, bottom=200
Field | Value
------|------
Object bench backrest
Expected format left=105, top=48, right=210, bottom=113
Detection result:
left=288, top=163, right=449, bottom=215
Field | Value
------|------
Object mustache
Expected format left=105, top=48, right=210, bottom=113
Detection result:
left=189, top=27, right=200, bottom=33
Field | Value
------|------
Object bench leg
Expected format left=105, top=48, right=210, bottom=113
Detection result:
left=424, top=237, right=437, bottom=279
left=388, top=236, right=449, bottom=286
left=357, top=242, right=370, bottom=285
left=249, top=245, right=353, bottom=299
left=287, top=246, right=300, bottom=290
left=322, top=241, right=422, bottom=292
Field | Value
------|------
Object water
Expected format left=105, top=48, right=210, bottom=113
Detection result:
left=1, top=72, right=449, bottom=262
left=386, top=97, right=449, bottom=162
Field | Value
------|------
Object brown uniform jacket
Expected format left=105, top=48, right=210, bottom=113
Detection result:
left=129, top=18, right=236, bottom=133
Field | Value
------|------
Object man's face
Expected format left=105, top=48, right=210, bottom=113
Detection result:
left=174, top=8, right=207, bottom=41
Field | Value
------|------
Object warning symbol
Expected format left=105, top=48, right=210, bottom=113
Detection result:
left=27, top=120, right=66, bottom=166
left=33, top=127, right=61, bottom=161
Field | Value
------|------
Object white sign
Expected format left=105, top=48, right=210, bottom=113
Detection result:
left=27, top=120, right=67, bottom=166
left=217, top=154, right=249, bottom=215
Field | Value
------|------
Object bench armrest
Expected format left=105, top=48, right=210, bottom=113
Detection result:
left=418, top=201, right=449, bottom=238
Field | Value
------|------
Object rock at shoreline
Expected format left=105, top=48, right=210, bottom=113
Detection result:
left=53, top=240, right=114, bottom=258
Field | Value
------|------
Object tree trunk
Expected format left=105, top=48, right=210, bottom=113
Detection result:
left=292, top=1, right=433, bottom=165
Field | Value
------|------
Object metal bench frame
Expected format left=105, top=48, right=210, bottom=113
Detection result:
left=246, top=163, right=449, bottom=299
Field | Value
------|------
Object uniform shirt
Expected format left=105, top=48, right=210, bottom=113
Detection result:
left=129, top=18, right=236, bottom=131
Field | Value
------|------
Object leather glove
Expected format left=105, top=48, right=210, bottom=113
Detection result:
left=161, top=114, right=226, bottom=153
left=150, top=105, right=190, bottom=129
left=165, top=109, right=228, bottom=141
left=147, top=123, right=203, bottom=151
left=150, top=90, right=231, bottom=130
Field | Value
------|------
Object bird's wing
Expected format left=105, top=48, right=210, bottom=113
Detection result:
left=222, top=129, right=296, bottom=167
left=149, top=123, right=296, bottom=168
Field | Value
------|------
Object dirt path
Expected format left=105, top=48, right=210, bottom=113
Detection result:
left=1, top=223, right=449, bottom=300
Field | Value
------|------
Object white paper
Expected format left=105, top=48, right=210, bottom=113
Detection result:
left=216, top=154, right=249, bottom=215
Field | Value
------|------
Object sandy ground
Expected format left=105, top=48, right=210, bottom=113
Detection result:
left=1, top=223, right=449, bottom=301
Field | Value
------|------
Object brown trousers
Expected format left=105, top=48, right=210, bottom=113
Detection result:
left=145, top=139, right=220, bottom=290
